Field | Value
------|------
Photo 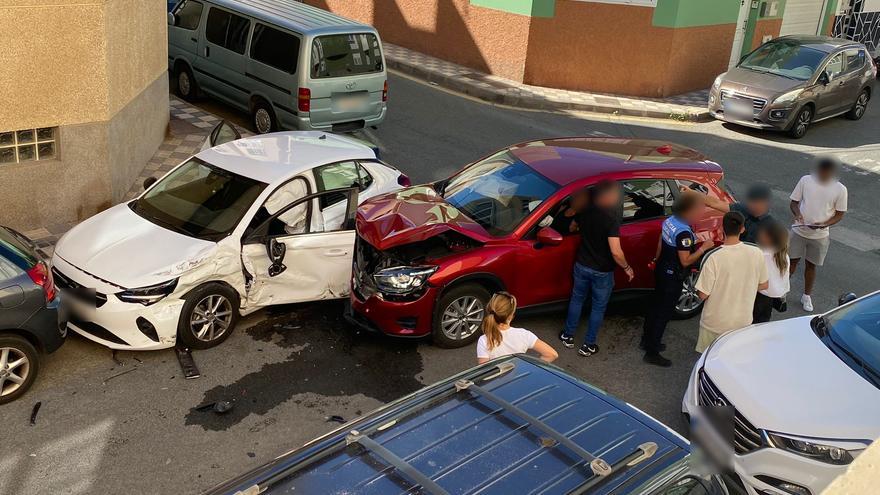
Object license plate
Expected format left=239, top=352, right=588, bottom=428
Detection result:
left=333, top=93, right=368, bottom=112
left=723, top=99, right=754, bottom=118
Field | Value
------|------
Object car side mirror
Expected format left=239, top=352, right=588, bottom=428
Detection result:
left=818, top=72, right=830, bottom=85
left=266, top=238, right=287, bottom=277
left=536, top=227, right=563, bottom=247
left=167, top=12, right=176, bottom=26
left=838, top=292, right=857, bottom=306
left=143, top=177, right=158, bottom=190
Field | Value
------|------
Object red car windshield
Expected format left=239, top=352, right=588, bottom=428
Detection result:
left=442, top=152, right=558, bottom=237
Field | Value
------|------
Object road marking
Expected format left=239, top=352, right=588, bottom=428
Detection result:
left=831, top=226, right=880, bottom=252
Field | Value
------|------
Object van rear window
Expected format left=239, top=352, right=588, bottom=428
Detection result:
left=311, top=34, right=382, bottom=79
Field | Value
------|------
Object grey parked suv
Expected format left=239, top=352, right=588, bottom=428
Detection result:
left=0, top=226, right=66, bottom=404
left=709, top=36, right=876, bottom=138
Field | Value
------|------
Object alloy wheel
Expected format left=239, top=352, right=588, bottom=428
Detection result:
left=794, top=108, right=811, bottom=137
left=178, top=71, right=191, bottom=97
left=0, top=347, right=30, bottom=398
left=676, top=271, right=702, bottom=314
left=855, top=93, right=868, bottom=118
left=255, top=108, right=272, bottom=134
left=440, top=296, right=484, bottom=341
left=190, top=294, right=233, bottom=342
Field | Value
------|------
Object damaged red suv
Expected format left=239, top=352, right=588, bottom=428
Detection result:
left=348, top=138, right=735, bottom=347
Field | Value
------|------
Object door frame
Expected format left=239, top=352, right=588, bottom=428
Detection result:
left=728, top=0, right=758, bottom=68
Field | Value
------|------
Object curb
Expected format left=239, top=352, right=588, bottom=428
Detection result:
left=386, top=57, right=712, bottom=123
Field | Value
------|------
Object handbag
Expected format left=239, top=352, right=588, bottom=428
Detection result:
left=771, top=297, right=787, bottom=313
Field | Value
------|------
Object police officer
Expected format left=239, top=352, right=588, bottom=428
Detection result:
left=641, top=193, right=713, bottom=367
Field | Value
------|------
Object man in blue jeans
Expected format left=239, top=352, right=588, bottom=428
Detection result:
left=559, top=180, right=634, bottom=357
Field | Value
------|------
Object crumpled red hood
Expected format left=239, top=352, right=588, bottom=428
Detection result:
left=356, top=186, right=490, bottom=250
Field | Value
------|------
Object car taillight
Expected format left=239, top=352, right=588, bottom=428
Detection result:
left=397, top=174, right=411, bottom=187
left=298, top=87, right=311, bottom=112
left=27, top=262, right=56, bottom=303
left=382, top=80, right=388, bottom=102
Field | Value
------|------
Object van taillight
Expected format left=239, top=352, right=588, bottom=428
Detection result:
left=27, top=262, right=56, bottom=303
left=382, top=80, right=388, bottom=102
left=298, top=88, right=311, bottom=112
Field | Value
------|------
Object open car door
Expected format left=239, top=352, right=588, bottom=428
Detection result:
left=242, top=187, right=358, bottom=307
left=201, top=120, right=241, bottom=151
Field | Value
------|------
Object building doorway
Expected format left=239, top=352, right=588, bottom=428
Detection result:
left=728, top=0, right=756, bottom=68
left=779, top=0, right=829, bottom=36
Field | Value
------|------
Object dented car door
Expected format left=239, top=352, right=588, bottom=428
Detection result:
left=242, top=187, right=358, bottom=306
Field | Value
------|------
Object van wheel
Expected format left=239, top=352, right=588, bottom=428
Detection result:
left=175, top=65, right=199, bottom=101
left=0, top=335, right=40, bottom=405
left=787, top=106, right=812, bottom=139
left=846, top=90, right=869, bottom=120
left=433, top=283, right=490, bottom=348
left=177, top=283, right=240, bottom=350
left=673, top=270, right=704, bottom=319
left=252, top=100, right=277, bottom=134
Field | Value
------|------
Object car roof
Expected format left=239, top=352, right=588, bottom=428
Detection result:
left=772, top=35, right=863, bottom=52
left=507, top=137, right=719, bottom=185
left=195, top=131, right=378, bottom=185
left=206, top=356, right=689, bottom=495
left=205, top=0, right=376, bottom=36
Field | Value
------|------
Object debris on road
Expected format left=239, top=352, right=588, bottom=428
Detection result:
left=175, top=347, right=201, bottom=379
left=326, top=415, right=345, bottom=424
left=30, top=401, right=41, bottom=426
left=195, top=400, right=235, bottom=415
left=103, top=368, right=138, bottom=385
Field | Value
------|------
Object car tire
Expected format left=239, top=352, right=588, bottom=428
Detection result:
left=672, top=269, right=704, bottom=320
left=176, top=283, right=240, bottom=350
left=252, top=99, right=278, bottom=134
left=845, top=90, right=869, bottom=120
left=0, top=335, right=40, bottom=405
left=787, top=106, right=812, bottom=139
left=175, top=64, right=199, bottom=101
left=433, top=283, right=490, bottom=349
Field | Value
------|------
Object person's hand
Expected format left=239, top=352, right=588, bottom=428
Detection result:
left=794, top=213, right=805, bottom=225
left=624, top=266, right=635, bottom=281
left=698, top=240, right=714, bottom=253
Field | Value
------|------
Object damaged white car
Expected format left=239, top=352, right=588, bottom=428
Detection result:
left=51, top=125, right=408, bottom=350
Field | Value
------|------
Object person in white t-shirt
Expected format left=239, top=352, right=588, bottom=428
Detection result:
left=753, top=220, right=790, bottom=324
left=476, top=292, right=558, bottom=364
left=789, top=158, right=848, bottom=312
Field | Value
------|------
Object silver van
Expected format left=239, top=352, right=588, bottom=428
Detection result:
left=168, top=0, right=387, bottom=133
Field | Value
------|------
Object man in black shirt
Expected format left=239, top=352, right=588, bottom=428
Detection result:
left=559, top=180, right=634, bottom=357
left=683, top=183, right=773, bottom=244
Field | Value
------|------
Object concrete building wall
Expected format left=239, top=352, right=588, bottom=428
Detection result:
left=0, top=0, right=168, bottom=230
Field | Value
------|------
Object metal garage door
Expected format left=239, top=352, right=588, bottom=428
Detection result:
left=779, top=0, right=828, bottom=36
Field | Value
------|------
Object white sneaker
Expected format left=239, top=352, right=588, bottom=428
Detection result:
left=801, top=294, right=814, bottom=312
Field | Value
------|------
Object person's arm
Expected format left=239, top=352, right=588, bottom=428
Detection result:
left=476, top=338, right=490, bottom=365
left=680, top=186, right=729, bottom=213
left=653, top=235, right=662, bottom=262
left=816, top=188, right=847, bottom=228
left=790, top=200, right=804, bottom=224
left=790, top=177, right=805, bottom=224
left=608, top=237, right=634, bottom=281
left=531, top=339, right=559, bottom=363
left=678, top=240, right=713, bottom=268
left=758, top=281, right=770, bottom=291
left=757, top=250, right=769, bottom=292
left=695, top=258, right=716, bottom=301
left=815, top=210, right=845, bottom=228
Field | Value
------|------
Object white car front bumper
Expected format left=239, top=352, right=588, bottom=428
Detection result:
left=683, top=358, right=848, bottom=495
left=52, top=255, right=182, bottom=350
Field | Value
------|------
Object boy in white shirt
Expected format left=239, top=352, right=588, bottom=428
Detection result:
left=789, top=159, right=848, bottom=312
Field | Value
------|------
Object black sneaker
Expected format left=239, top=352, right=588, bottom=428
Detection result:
left=559, top=332, right=575, bottom=349
left=638, top=340, right=666, bottom=352
left=578, top=344, right=599, bottom=357
left=643, top=353, right=672, bottom=368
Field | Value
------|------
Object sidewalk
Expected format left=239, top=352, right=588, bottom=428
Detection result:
left=22, top=97, right=249, bottom=258
left=384, top=43, right=711, bottom=122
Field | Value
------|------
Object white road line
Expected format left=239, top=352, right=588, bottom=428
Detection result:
left=831, top=226, right=880, bottom=252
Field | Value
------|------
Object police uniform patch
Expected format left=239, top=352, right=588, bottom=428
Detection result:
left=681, top=237, right=693, bottom=247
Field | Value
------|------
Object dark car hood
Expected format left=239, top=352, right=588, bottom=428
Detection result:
left=356, top=186, right=491, bottom=250
left=722, top=66, right=805, bottom=95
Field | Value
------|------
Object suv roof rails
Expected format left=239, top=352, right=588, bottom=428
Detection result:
left=346, top=431, right=451, bottom=495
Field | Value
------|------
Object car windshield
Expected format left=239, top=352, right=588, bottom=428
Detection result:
left=739, top=41, right=827, bottom=80
left=441, top=152, right=558, bottom=236
left=130, top=158, right=267, bottom=241
left=819, top=293, right=880, bottom=389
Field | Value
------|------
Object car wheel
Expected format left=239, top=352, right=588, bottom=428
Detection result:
left=788, top=106, right=812, bottom=139
left=845, top=90, right=869, bottom=120
left=433, top=283, right=490, bottom=348
left=175, top=65, right=199, bottom=101
left=0, top=335, right=40, bottom=405
left=252, top=100, right=277, bottom=134
left=672, top=270, right=704, bottom=319
left=177, top=283, right=240, bottom=350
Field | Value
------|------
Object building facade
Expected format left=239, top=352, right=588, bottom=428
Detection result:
left=0, top=0, right=169, bottom=231
left=834, top=0, right=880, bottom=53
left=304, top=0, right=840, bottom=97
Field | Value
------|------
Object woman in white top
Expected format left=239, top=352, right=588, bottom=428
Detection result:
left=753, top=221, right=791, bottom=323
left=476, top=292, right=558, bottom=364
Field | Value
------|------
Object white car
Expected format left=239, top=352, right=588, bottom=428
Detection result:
left=52, top=127, right=407, bottom=350
left=683, top=291, right=880, bottom=495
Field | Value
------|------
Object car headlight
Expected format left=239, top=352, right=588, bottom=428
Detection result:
left=767, top=432, right=855, bottom=465
left=373, top=266, right=437, bottom=295
left=774, top=88, right=804, bottom=105
left=117, top=278, right=179, bottom=306
left=713, top=74, right=725, bottom=89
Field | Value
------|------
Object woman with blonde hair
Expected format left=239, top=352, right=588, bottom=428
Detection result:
left=753, top=220, right=791, bottom=323
left=476, top=292, right=558, bottom=364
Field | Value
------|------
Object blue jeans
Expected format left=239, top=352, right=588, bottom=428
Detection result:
left=562, top=263, right=615, bottom=345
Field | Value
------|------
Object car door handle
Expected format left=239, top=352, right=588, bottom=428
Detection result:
left=324, top=248, right=349, bottom=257
left=204, top=46, right=210, bottom=57
left=190, top=37, right=198, bottom=43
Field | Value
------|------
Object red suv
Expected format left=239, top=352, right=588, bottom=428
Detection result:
left=348, top=138, right=735, bottom=348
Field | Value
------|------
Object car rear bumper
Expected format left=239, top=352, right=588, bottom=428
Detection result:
left=19, top=294, right=67, bottom=354
left=348, top=285, right=437, bottom=338
left=287, top=105, right=386, bottom=132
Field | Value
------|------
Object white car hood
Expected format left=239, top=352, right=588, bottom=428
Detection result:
left=54, top=203, right=216, bottom=289
left=704, top=316, right=880, bottom=441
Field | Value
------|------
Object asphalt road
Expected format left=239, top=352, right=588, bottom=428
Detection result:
left=3, top=73, right=878, bottom=495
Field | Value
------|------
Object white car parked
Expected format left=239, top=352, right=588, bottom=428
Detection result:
left=683, top=291, right=880, bottom=495
left=52, top=125, right=407, bottom=350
